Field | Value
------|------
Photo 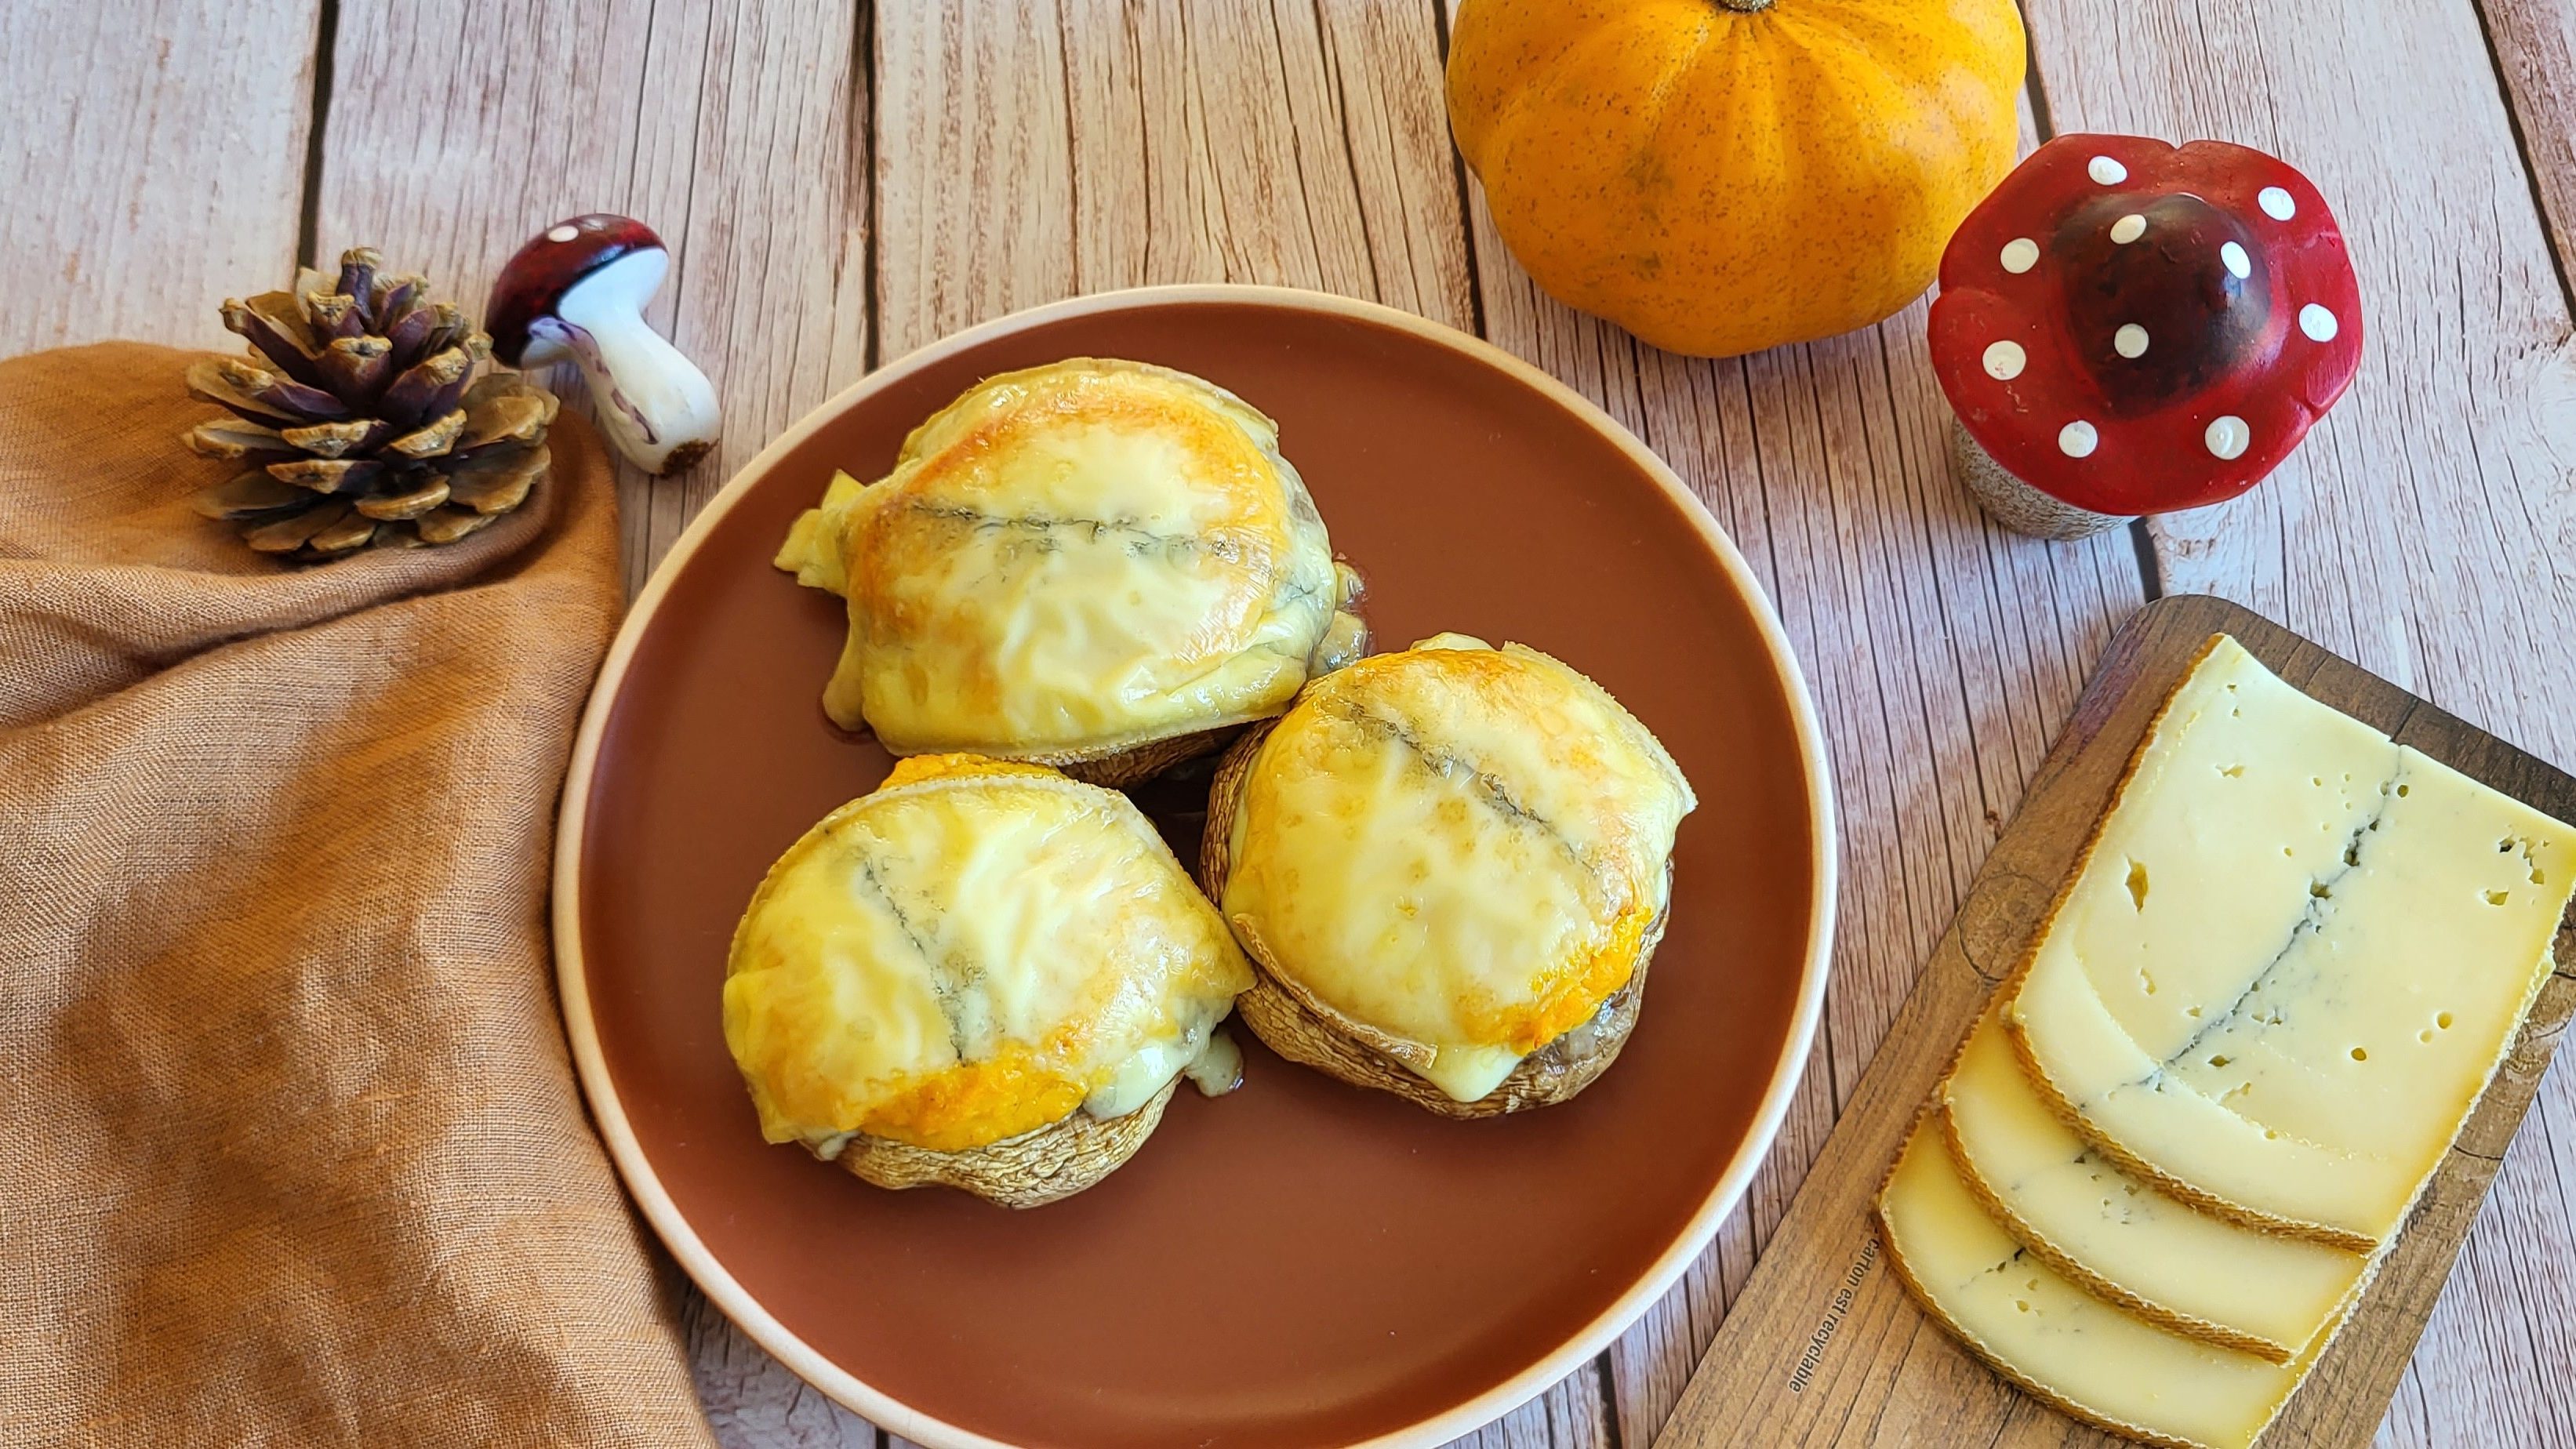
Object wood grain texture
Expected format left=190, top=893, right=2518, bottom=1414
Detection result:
left=312, top=0, right=870, bottom=596
left=2022, top=2, right=2576, bottom=1440
left=1651, top=595, right=2576, bottom=1448
left=16, top=2, right=2575, bottom=1446
left=873, top=0, right=1475, bottom=356
left=311, top=1, right=872, bottom=1435
left=2479, top=0, right=2576, bottom=292
left=0, top=0, right=318, bottom=357
left=1441, top=25, right=2151, bottom=1439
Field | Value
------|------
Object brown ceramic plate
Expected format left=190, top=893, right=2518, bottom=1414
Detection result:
left=554, top=287, right=1836, bottom=1448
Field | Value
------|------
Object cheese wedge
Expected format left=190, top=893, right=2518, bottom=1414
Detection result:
left=1939, top=1009, right=2367, bottom=1362
left=1878, top=1120, right=2325, bottom=1449
left=2005, top=635, right=2575, bottom=1246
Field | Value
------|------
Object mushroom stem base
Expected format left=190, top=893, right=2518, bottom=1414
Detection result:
left=1948, top=418, right=2131, bottom=540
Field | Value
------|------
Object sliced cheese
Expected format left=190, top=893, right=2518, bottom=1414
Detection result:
left=2006, top=636, right=2576, bottom=1245
left=1939, top=1008, right=2367, bottom=1362
left=1878, top=1120, right=2323, bottom=1449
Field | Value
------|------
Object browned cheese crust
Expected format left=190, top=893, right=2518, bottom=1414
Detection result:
left=1199, top=721, right=1661, bottom=1117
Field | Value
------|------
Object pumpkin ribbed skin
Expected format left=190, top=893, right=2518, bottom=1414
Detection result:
left=1447, top=0, right=2025, bottom=358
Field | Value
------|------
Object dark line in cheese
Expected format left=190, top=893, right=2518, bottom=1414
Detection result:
left=2152, top=761, right=2409, bottom=1078
left=906, top=499, right=1263, bottom=565
left=1324, top=700, right=1604, bottom=897
left=850, top=852, right=989, bottom=1060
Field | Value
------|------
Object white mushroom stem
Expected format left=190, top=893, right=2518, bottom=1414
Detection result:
left=524, top=248, right=720, bottom=474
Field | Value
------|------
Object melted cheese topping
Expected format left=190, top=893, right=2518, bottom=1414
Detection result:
left=723, top=754, right=1252, bottom=1153
left=1222, top=634, right=1695, bottom=1101
left=775, top=358, right=1346, bottom=757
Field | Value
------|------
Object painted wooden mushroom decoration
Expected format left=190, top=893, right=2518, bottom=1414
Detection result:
left=487, top=214, right=721, bottom=475
left=1928, top=134, right=2363, bottom=539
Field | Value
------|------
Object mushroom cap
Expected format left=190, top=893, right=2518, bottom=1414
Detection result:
left=485, top=212, right=667, bottom=365
left=1928, top=134, right=2363, bottom=517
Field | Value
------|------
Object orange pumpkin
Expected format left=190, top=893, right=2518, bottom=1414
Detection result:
left=1447, top=0, right=2026, bottom=358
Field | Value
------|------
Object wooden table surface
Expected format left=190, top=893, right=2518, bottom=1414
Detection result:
left=9, top=3, right=2574, bottom=1446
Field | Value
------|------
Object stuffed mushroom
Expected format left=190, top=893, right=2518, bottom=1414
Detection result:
left=1201, top=634, right=1695, bottom=1116
left=725, top=754, right=1253, bottom=1207
left=776, top=358, right=1368, bottom=786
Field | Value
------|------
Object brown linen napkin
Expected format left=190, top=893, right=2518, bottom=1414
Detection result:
left=0, top=343, right=716, bottom=1447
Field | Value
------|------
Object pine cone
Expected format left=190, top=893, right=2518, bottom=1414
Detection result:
left=181, top=246, right=560, bottom=561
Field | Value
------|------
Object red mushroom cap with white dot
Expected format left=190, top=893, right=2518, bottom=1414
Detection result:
left=1928, top=134, right=2363, bottom=517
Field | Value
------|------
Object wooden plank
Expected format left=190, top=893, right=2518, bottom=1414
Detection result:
left=2022, top=2, right=2576, bottom=1441
left=311, top=0, right=870, bottom=597
left=2480, top=0, right=2576, bottom=285
left=874, top=0, right=1474, bottom=357
left=0, top=0, right=318, bottom=356
left=1448, top=82, right=2149, bottom=1449
left=312, top=2, right=871, bottom=1440
left=684, top=1289, right=877, bottom=1449
left=1646, top=594, right=2576, bottom=1447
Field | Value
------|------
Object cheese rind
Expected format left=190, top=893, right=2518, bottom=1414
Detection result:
left=1877, top=1121, right=2320, bottom=1449
left=2006, top=636, right=2576, bottom=1245
left=1939, top=1009, right=2366, bottom=1361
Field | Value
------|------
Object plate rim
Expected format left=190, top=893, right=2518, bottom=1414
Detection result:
left=551, top=283, right=1840, bottom=1449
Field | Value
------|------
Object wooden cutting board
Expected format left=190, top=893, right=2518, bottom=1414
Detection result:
left=1656, top=594, right=2576, bottom=1448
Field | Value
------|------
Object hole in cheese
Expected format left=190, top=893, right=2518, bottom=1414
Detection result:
left=2002, top=636, right=2576, bottom=1247
left=2127, top=859, right=2151, bottom=910
left=2487, top=889, right=2510, bottom=906
left=2349, top=1047, right=2367, bottom=1062
left=2437, top=1011, right=2454, bottom=1030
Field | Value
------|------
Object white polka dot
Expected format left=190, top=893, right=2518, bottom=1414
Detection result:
left=546, top=223, right=580, bottom=243
left=2109, top=213, right=2147, bottom=245
left=2206, top=416, right=2251, bottom=460
left=2088, top=155, right=2129, bottom=185
left=2000, top=238, right=2040, bottom=274
left=2259, top=186, right=2296, bottom=220
left=2114, top=324, right=2149, bottom=359
left=2221, top=241, right=2252, bottom=279
left=2059, top=420, right=2100, bottom=458
left=2299, top=303, right=2341, bottom=341
left=1982, top=340, right=2027, bottom=380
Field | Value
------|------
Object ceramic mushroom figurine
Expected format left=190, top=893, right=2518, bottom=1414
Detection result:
left=487, top=214, right=720, bottom=474
left=1928, top=135, right=2363, bottom=538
